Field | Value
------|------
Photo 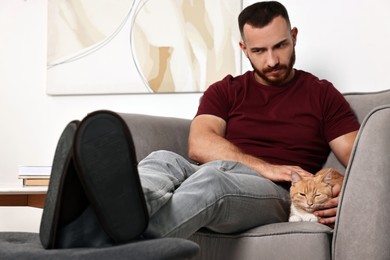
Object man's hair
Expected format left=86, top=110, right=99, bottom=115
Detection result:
left=238, top=1, right=291, bottom=39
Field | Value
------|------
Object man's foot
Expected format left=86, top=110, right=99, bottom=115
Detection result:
left=40, top=121, right=91, bottom=248
left=73, top=110, right=149, bottom=243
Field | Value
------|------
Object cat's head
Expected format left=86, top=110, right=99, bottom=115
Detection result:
left=290, top=171, right=333, bottom=212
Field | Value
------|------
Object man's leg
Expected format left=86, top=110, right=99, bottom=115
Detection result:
left=70, top=111, right=290, bottom=243
left=137, top=150, right=199, bottom=217
left=138, top=153, right=291, bottom=239
left=50, top=113, right=192, bottom=247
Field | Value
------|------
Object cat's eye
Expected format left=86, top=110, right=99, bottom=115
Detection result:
left=299, top=193, right=306, bottom=197
left=315, top=194, right=321, bottom=197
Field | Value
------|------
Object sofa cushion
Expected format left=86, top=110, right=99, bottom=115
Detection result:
left=190, top=222, right=332, bottom=260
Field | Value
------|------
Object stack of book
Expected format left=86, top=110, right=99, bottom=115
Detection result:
left=18, top=166, right=51, bottom=186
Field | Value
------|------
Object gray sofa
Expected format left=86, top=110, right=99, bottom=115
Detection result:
left=1, top=89, right=389, bottom=259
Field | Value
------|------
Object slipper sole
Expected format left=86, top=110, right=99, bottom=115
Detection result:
left=73, top=110, right=148, bottom=243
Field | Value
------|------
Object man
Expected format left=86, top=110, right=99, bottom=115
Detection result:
left=40, top=1, right=359, bottom=249
left=190, top=1, right=359, bottom=225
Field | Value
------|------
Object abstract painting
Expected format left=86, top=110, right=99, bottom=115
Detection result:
left=47, top=0, right=242, bottom=94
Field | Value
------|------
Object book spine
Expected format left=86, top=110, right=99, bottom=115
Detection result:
left=23, top=179, right=50, bottom=186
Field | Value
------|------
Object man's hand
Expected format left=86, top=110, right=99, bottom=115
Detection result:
left=318, top=130, right=357, bottom=227
left=314, top=183, right=342, bottom=227
left=259, top=163, right=312, bottom=182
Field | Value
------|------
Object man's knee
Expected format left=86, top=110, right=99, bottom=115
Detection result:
left=143, top=150, right=180, bottom=161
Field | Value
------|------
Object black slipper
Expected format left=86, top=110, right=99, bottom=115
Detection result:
left=39, top=121, right=88, bottom=249
left=73, top=110, right=149, bottom=243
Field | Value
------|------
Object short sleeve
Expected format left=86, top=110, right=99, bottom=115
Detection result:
left=322, top=84, right=360, bottom=142
left=195, top=75, right=233, bottom=121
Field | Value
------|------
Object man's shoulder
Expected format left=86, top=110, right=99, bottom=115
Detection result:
left=296, top=70, right=333, bottom=87
left=207, top=71, right=252, bottom=94
left=215, top=71, right=252, bottom=85
left=295, top=70, right=347, bottom=107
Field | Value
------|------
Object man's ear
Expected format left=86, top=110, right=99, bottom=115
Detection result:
left=291, top=27, right=298, bottom=46
left=239, top=41, right=248, bottom=58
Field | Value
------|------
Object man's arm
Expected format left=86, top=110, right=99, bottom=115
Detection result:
left=315, top=130, right=359, bottom=225
left=188, top=114, right=310, bottom=182
left=329, top=130, right=359, bottom=167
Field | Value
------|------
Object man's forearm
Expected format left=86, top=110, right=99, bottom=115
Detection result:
left=189, top=132, right=268, bottom=171
left=188, top=133, right=306, bottom=182
left=188, top=115, right=309, bottom=181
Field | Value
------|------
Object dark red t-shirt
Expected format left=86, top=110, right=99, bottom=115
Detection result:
left=195, top=70, right=360, bottom=173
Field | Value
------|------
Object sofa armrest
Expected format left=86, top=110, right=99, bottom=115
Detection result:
left=332, top=105, right=390, bottom=260
left=117, top=113, right=192, bottom=162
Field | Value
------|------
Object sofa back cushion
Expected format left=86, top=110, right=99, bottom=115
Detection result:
left=118, top=113, right=192, bottom=162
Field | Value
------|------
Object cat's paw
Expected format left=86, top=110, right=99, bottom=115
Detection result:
left=302, top=214, right=318, bottom=222
left=289, top=215, right=302, bottom=222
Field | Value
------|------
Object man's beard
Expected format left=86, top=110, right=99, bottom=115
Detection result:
left=250, top=49, right=296, bottom=86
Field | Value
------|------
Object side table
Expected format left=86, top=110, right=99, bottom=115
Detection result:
left=0, top=186, right=47, bottom=208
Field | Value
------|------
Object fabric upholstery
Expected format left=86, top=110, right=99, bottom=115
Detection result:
left=0, top=232, right=199, bottom=260
left=117, top=113, right=192, bottom=162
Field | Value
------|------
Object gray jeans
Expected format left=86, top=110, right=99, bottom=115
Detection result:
left=138, top=150, right=291, bottom=239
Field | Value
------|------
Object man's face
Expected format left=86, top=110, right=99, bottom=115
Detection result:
left=240, top=16, right=298, bottom=86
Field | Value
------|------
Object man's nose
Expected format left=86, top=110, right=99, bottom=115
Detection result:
left=266, top=51, right=279, bottom=68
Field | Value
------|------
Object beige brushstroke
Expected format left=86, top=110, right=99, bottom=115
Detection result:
left=132, top=0, right=240, bottom=92
left=148, top=47, right=173, bottom=92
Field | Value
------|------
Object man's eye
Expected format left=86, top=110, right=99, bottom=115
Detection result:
left=252, top=49, right=264, bottom=54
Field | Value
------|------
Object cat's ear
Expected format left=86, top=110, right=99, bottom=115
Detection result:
left=322, top=169, right=334, bottom=184
left=291, top=171, right=302, bottom=185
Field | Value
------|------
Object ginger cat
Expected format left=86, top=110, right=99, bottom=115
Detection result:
left=289, top=168, right=344, bottom=222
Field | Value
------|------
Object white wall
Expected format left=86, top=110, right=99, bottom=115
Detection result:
left=244, top=0, right=390, bottom=93
left=1, top=0, right=389, bottom=232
